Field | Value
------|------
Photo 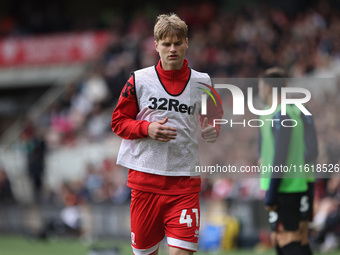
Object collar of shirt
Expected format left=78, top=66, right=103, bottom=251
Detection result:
left=155, top=59, right=190, bottom=95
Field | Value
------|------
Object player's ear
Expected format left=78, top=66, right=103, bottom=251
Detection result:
left=266, top=84, right=273, bottom=95
left=155, top=40, right=159, bottom=52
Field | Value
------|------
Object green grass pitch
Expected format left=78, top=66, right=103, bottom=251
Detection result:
left=0, top=235, right=339, bottom=255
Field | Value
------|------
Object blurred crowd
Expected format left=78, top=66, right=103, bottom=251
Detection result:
left=3, top=0, right=338, bottom=148
left=0, top=0, right=340, bottom=249
left=311, top=175, right=340, bottom=252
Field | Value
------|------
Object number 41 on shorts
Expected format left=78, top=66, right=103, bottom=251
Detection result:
left=180, top=209, right=199, bottom=227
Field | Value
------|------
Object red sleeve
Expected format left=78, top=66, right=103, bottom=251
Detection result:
left=200, top=96, right=223, bottom=136
left=111, top=75, right=150, bottom=139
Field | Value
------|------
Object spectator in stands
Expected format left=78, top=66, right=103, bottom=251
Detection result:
left=83, top=162, right=103, bottom=202
left=312, top=173, right=340, bottom=252
left=37, top=181, right=93, bottom=242
left=86, top=102, right=110, bottom=142
left=22, top=119, right=47, bottom=203
left=0, top=167, right=16, bottom=204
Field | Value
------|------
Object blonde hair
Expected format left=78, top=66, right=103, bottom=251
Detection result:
left=154, top=13, right=188, bottom=42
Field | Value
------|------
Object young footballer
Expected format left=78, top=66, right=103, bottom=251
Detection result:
left=111, top=13, right=222, bottom=255
left=258, top=67, right=318, bottom=255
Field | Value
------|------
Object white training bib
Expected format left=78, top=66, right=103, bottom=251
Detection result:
left=117, top=65, right=210, bottom=176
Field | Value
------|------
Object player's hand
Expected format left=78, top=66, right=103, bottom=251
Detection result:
left=270, top=231, right=278, bottom=246
left=148, top=117, right=177, bottom=142
left=257, top=158, right=262, bottom=166
left=201, top=117, right=217, bottom=143
left=265, top=205, right=278, bottom=211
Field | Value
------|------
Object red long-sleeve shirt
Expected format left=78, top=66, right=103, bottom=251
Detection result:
left=111, top=59, right=223, bottom=194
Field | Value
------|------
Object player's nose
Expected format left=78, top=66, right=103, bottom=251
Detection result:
left=170, top=44, right=177, bottom=52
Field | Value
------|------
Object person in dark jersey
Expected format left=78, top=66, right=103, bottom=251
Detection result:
left=300, top=113, right=318, bottom=255
left=258, top=67, right=318, bottom=255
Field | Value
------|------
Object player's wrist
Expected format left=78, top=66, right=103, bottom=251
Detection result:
left=265, top=195, right=277, bottom=207
left=142, top=121, right=152, bottom=137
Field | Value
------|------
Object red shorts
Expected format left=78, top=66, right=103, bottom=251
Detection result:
left=130, top=189, right=200, bottom=255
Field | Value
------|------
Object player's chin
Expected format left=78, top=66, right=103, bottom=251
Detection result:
left=167, top=58, right=180, bottom=64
